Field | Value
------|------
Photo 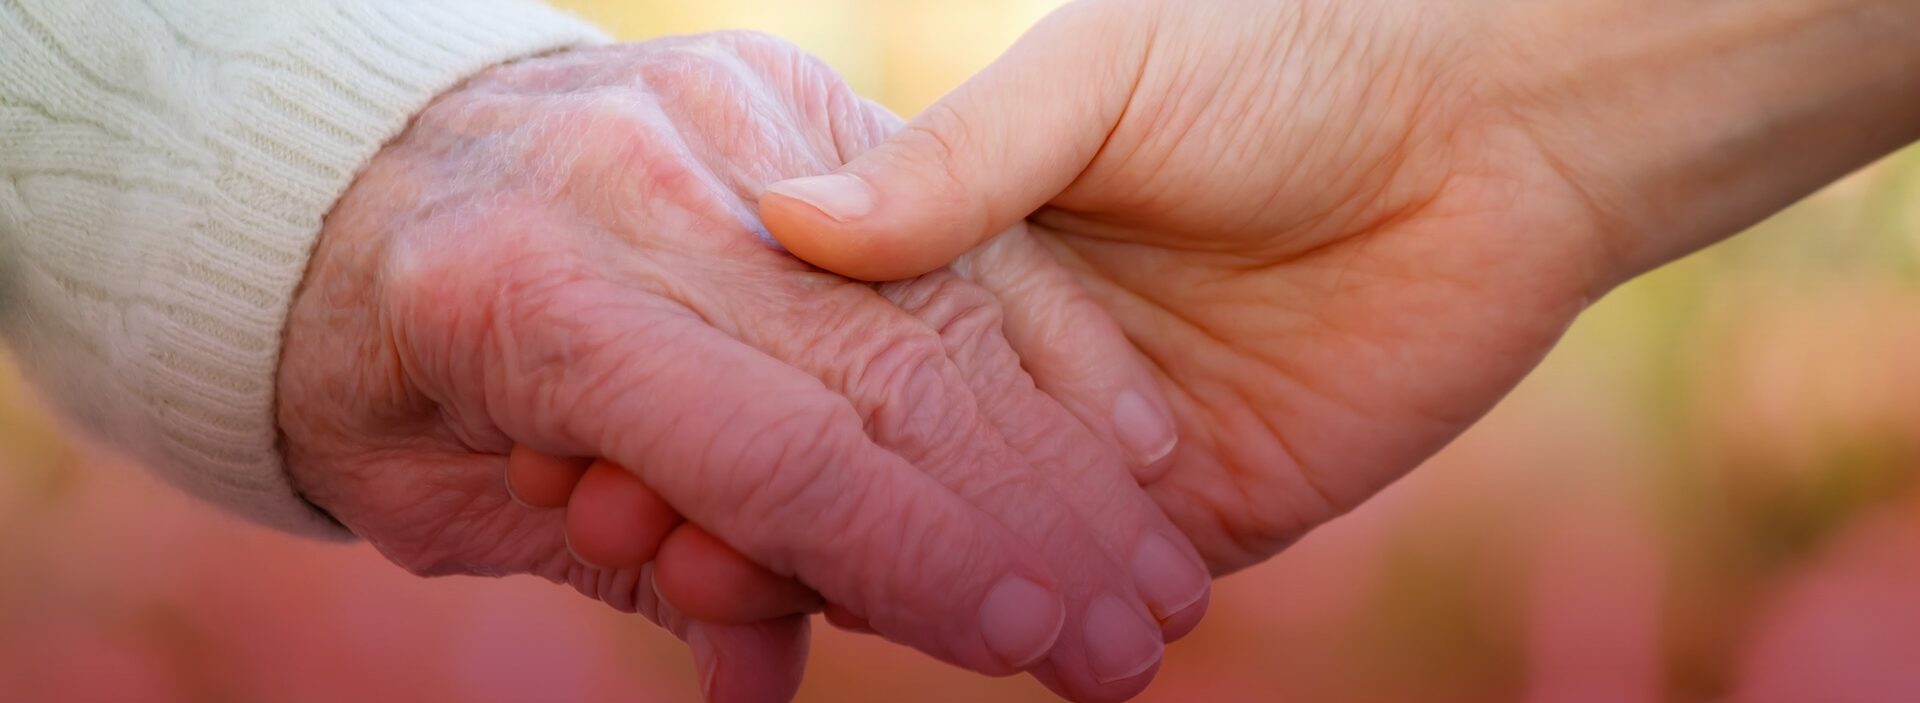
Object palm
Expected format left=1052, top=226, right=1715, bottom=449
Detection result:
left=1022, top=0, right=1615, bottom=572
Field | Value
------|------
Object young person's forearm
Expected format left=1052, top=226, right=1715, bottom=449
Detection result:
left=1491, top=0, right=1920, bottom=278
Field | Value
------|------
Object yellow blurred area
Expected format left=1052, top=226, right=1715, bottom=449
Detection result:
left=547, top=0, right=1060, bottom=115
left=5, top=2, right=1920, bottom=702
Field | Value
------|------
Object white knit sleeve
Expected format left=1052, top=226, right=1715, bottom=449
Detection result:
left=0, top=0, right=608, bottom=538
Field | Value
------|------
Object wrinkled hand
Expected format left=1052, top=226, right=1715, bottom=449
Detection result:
left=276, top=33, right=1209, bottom=703
left=755, top=0, right=1619, bottom=575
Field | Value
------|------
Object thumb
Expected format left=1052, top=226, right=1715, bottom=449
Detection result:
left=762, top=1, right=1151, bottom=281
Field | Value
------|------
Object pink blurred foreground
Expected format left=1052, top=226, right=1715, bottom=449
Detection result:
left=3, top=0, right=1918, bottom=697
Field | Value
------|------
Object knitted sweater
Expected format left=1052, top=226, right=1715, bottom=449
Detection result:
left=0, top=0, right=607, bottom=538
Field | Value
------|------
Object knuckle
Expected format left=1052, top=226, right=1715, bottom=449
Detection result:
left=546, top=100, right=700, bottom=203
left=635, top=34, right=764, bottom=97
left=550, top=100, right=741, bottom=229
left=906, top=100, right=972, bottom=171
left=883, top=274, right=1024, bottom=392
left=1022, top=288, right=1119, bottom=371
left=551, top=96, right=664, bottom=149
left=920, top=277, right=1009, bottom=354
left=694, top=30, right=873, bottom=162
left=674, top=30, right=830, bottom=91
left=852, top=310, right=950, bottom=376
left=631, top=34, right=850, bottom=194
left=855, top=327, right=972, bottom=450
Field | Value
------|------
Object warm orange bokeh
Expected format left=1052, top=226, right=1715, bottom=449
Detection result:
left=4, top=2, right=1919, bottom=701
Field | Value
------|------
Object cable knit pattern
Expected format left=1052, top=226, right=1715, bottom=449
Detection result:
left=0, top=0, right=608, bottom=538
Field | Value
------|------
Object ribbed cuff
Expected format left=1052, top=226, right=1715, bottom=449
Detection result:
left=142, top=1, right=608, bottom=539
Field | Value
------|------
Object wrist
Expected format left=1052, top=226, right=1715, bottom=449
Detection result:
left=1486, top=0, right=1920, bottom=281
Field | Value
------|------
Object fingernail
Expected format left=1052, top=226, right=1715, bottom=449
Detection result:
left=1084, top=595, right=1164, bottom=684
left=766, top=173, right=875, bottom=222
left=979, top=575, right=1066, bottom=669
left=1132, top=534, right=1209, bottom=621
left=564, top=532, right=604, bottom=570
left=1112, top=391, right=1178, bottom=466
left=688, top=624, right=719, bottom=701
left=504, top=477, right=535, bottom=510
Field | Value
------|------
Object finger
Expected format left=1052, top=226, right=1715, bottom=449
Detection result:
left=363, top=450, right=804, bottom=703
left=951, top=226, right=1181, bottom=478
left=690, top=617, right=811, bottom=703
left=564, top=460, right=682, bottom=569
left=622, top=563, right=812, bottom=703
left=559, top=461, right=817, bottom=624
left=505, top=446, right=591, bottom=508
left=654, top=524, right=825, bottom=625
left=501, top=306, right=1066, bottom=676
left=760, top=1, right=1150, bottom=281
left=741, top=278, right=1175, bottom=701
left=818, top=100, right=1180, bottom=478
left=880, top=270, right=1214, bottom=702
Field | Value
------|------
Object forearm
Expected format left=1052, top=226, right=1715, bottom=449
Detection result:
left=1490, top=0, right=1920, bottom=280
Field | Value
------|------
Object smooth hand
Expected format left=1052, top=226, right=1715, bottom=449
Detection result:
left=277, top=35, right=1208, bottom=703
left=760, top=0, right=1612, bottom=574
left=759, top=0, right=1920, bottom=578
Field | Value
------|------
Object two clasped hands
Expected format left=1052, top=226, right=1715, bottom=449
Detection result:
left=276, top=0, right=1920, bottom=701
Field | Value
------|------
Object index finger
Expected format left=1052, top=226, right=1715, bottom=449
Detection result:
left=488, top=299, right=1067, bottom=676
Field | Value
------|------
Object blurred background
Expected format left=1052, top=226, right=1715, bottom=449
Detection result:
left=5, top=1, right=1920, bottom=701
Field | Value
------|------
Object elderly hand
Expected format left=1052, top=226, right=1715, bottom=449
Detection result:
left=276, top=33, right=1209, bottom=703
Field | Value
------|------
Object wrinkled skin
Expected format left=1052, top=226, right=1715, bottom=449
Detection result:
left=542, top=2, right=1920, bottom=701
left=278, top=35, right=1209, bottom=703
left=759, top=0, right=1625, bottom=576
